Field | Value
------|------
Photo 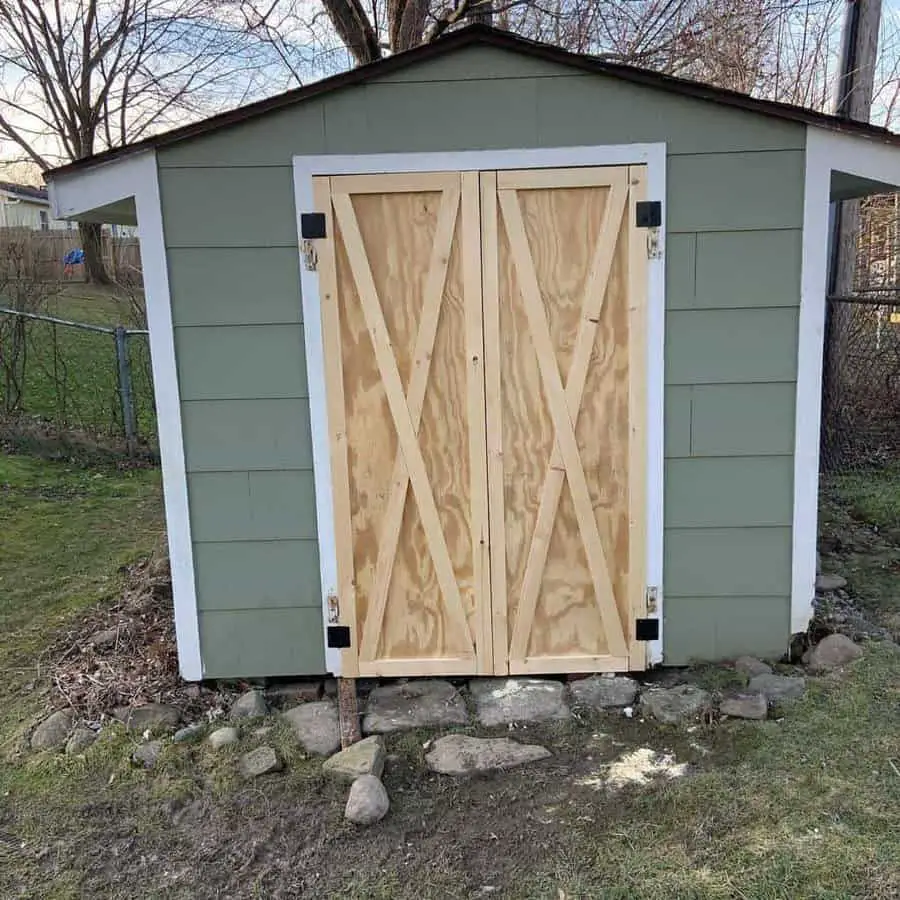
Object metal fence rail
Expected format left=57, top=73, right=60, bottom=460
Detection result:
left=0, top=305, right=156, bottom=453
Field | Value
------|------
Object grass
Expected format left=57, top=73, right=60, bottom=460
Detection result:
left=0, top=283, right=156, bottom=445
left=0, top=455, right=899, bottom=897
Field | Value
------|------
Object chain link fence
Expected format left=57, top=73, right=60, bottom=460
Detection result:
left=0, top=306, right=157, bottom=455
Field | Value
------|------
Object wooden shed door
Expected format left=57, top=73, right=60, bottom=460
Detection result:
left=481, top=166, right=648, bottom=674
left=314, top=172, right=491, bottom=677
left=313, top=165, right=647, bottom=678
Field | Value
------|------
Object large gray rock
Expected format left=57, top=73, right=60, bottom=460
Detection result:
left=132, top=740, right=163, bottom=768
left=806, top=634, right=863, bottom=672
left=239, top=746, right=282, bottom=778
left=30, top=710, right=73, bottom=751
left=113, top=703, right=180, bottom=731
left=282, top=700, right=341, bottom=755
left=173, top=724, right=204, bottom=744
left=65, top=726, right=98, bottom=755
left=323, top=736, right=385, bottom=782
left=569, top=675, right=639, bottom=709
left=230, top=690, right=268, bottom=719
left=87, top=627, right=120, bottom=649
left=640, top=685, right=710, bottom=724
left=425, top=735, right=551, bottom=775
left=734, top=656, right=773, bottom=678
left=720, top=693, right=768, bottom=720
left=816, top=573, right=848, bottom=593
left=363, top=680, right=468, bottom=733
left=345, top=774, right=389, bottom=826
left=748, top=673, right=806, bottom=703
left=208, top=726, right=240, bottom=749
left=470, top=678, right=570, bottom=726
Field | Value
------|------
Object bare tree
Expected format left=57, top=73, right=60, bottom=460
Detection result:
left=0, top=0, right=276, bottom=282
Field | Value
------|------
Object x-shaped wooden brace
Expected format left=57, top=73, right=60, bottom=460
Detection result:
left=499, top=176, right=630, bottom=660
left=331, top=184, right=475, bottom=662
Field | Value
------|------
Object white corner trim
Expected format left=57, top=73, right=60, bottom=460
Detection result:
left=47, top=152, right=203, bottom=680
left=292, top=164, right=342, bottom=676
left=292, top=143, right=667, bottom=670
left=793, top=127, right=900, bottom=635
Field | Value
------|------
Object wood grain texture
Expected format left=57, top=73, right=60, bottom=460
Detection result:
left=327, top=173, right=487, bottom=675
left=487, top=166, right=643, bottom=672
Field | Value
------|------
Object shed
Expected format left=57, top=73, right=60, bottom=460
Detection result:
left=46, top=26, right=900, bottom=681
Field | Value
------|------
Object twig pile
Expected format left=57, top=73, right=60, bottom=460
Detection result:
left=43, top=549, right=219, bottom=722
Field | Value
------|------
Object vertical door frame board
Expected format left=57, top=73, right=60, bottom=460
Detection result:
left=293, top=143, right=667, bottom=674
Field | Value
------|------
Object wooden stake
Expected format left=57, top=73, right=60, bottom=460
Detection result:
left=337, top=677, right=361, bottom=748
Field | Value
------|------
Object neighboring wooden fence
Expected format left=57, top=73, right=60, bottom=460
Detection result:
left=0, top=227, right=141, bottom=282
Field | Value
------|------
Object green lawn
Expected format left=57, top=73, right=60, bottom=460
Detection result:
left=0, top=455, right=899, bottom=898
left=0, top=284, right=156, bottom=446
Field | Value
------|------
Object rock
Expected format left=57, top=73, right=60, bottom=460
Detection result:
left=569, top=675, right=639, bottom=709
left=323, top=736, right=385, bottom=782
left=640, top=685, right=710, bottom=724
left=87, top=627, right=120, bottom=649
left=30, top=710, right=74, bottom=751
left=470, top=678, right=570, bottom=726
left=208, top=726, right=240, bottom=749
left=344, top=774, right=389, bottom=826
left=363, top=680, right=468, bottom=733
left=267, top=681, right=322, bottom=704
left=132, top=740, right=164, bottom=768
left=806, top=634, right=863, bottom=672
left=816, top=573, right=847, bottom=593
left=282, top=700, right=341, bottom=755
left=230, top=689, right=268, bottom=720
left=239, top=746, right=282, bottom=778
left=113, top=703, right=180, bottom=731
left=425, top=734, right=551, bottom=775
left=173, top=724, right=204, bottom=744
left=65, top=727, right=98, bottom=755
left=747, top=673, right=806, bottom=703
left=720, top=693, right=768, bottom=720
left=734, top=656, right=773, bottom=678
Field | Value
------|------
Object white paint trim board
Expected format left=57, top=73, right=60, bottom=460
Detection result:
left=792, top=127, right=900, bottom=635
left=293, top=143, right=667, bottom=670
left=47, top=152, right=203, bottom=680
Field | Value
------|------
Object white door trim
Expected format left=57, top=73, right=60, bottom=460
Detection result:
left=292, top=143, right=668, bottom=673
left=793, top=127, right=900, bottom=635
left=47, top=151, right=203, bottom=680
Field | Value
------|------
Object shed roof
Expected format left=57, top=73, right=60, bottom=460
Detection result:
left=46, top=24, right=900, bottom=180
left=0, top=181, right=49, bottom=203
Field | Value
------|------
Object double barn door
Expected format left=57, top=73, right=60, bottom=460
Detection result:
left=313, top=165, right=647, bottom=678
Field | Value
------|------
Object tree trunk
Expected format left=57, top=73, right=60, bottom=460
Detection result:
left=79, top=221, right=111, bottom=284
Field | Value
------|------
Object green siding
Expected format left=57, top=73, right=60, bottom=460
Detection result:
left=174, top=326, right=308, bottom=401
left=666, top=308, right=798, bottom=385
left=690, top=384, right=796, bottom=457
left=182, top=399, right=312, bottom=472
left=189, top=471, right=317, bottom=543
left=200, top=608, right=325, bottom=677
left=663, top=595, right=791, bottom=665
left=156, top=40, right=806, bottom=675
left=195, top=541, right=320, bottom=611
left=665, top=457, right=793, bottom=529
left=664, top=528, right=792, bottom=597
left=168, top=249, right=302, bottom=326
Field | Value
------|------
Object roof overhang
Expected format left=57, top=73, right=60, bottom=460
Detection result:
left=47, top=152, right=145, bottom=226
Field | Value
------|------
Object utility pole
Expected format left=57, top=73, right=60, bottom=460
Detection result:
left=823, top=0, right=882, bottom=470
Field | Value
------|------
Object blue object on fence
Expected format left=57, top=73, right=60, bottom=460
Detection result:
left=63, top=248, right=85, bottom=266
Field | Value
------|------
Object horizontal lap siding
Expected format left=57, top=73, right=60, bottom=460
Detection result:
left=157, top=43, right=805, bottom=675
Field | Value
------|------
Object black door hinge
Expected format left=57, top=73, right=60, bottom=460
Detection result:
left=327, top=625, right=351, bottom=648
left=301, top=212, right=327, bottom=239
left=635, top=201, right=662, bottom=229
left=635, top=618, right=659, bottom=641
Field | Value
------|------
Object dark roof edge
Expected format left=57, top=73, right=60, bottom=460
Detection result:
left=45, top=24, right=900, bottom=180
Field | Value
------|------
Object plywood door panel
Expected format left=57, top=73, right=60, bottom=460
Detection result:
left=482, top=165, right=648, bottom=674
left=316, top=172, right=490, bottom=676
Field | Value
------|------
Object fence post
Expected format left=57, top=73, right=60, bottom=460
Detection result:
left=114, top=325, right=137, bottom=454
